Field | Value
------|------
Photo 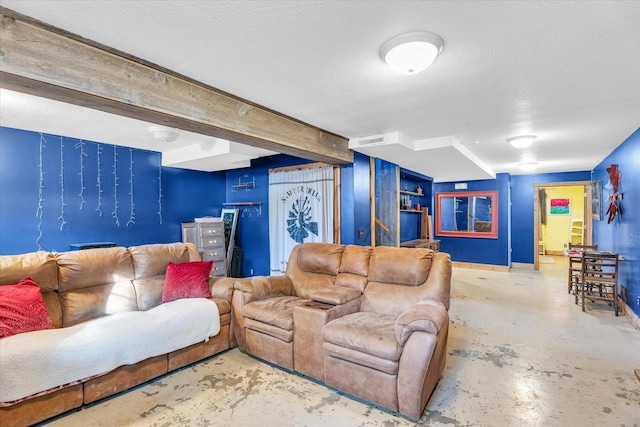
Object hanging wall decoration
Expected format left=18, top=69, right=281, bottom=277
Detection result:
left=127, top=148, right=136, bottom=226
left=58, top=137, right=67, bottom=231
left=112, top=145, right=120, bottom=227
left=95, top=144, right=104, bottom=217
left=550, top=198, right=570, bottom=215
left=75, top=140, right=87, bottom=210
left=157, top=152, right=163, bottom=224
left=605, top=164, right=623, bottom=224
left=36, top=133, right=47, bottom=250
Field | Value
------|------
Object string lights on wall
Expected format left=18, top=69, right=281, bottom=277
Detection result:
left=30, top=134, right=165, bottom=249
left=157, top=152, right=163, bottom=224
left=127, top=148, right=136, bottom=226
left=95, top=144, right=104, bottom=217
left=58, top=137, right=67, bottom=231
left=36, top=133, right=47, bottom=250
left=75, top=140, right=87, bottom=210
left=112, top=145, right=120, bottom=227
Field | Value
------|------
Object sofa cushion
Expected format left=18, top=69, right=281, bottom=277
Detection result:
left=58, top=282, right=138, bottom=327
left=368, top=246, right=433, bottom=286
left=0, top=298, right=220, bottom=404
left=296, top=243, right=344, bottom=275
left=162, top=261, right=213, bottom=303
left=132, top=276, right=165, bottom=311
left=323, top=312, right=402, bottom=361
left=128, top=243, right=190, bottom=279
left=243, top=296, right=310, bottom=331
left=0, top=252, right=63, bottom=327
left=0, top=252, right=59, bottom=291
left=338, top=245, right=372, bottom=277
left=57, top=247, right=134, bottom=292
left=311, top=286, right=361, bottom=305
left=0, top=277, right=54, bottom=337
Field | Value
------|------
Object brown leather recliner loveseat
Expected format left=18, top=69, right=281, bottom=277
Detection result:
left=232, top=242, right=451, bottom=420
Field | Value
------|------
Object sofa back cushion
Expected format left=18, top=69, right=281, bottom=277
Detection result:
left=57, top=247, right=136, bottom=326
left=0, top=251, right=63, bottom=327
left=335, top=245, right=371, bottom=292
left=361, top=249, right=451, bottom=316
left=128, top=243, right=193, bottom=310
left=128, top=243, right=191, bottom=279
left=286, top=243, right=345, bottom=298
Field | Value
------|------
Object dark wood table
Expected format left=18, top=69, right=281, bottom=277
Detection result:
left=400, top=239, right=440, bottom=251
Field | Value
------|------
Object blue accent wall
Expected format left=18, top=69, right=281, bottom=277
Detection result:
left=510, top=171, right=591, bottom=264
left=224, top=155, right=312, bottom=277
left=434, top=174, right=511, bottom=266
left=0, top=126, right=226, bottom=255
left=592, top=128, right=640, bottom=317
left=352, top=152, right=372, bottom=246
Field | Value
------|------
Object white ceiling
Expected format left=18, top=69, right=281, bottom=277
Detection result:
left=1, top=1, right=639, bottom=181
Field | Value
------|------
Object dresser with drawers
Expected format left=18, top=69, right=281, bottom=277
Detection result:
left=182, top=219, right=227, bottom=277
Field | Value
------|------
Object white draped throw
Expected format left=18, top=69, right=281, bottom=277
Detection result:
left=269, top=166, right=334, bottom=275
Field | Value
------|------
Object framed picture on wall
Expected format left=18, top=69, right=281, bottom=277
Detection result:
left=550, top=198, right=571, bottom=215
left=591, top=181, right=602, bottom=221
left=221, top=208, right=239, bottom=272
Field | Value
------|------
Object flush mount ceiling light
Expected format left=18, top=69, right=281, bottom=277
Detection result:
left=380, top=32, right=444, bottom=75
left=149, top=126, right=180, bottom=143
left=519, top=161, right=539, bottom=172
left=507, top=135, right=537, bottom=149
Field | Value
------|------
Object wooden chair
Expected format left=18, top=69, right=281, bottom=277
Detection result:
left=567, top=243, right=597, bottom=293
left=576, top=251, right=619, bottom=316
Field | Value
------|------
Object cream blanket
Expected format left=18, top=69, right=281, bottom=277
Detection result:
left=0, top=298, right=220, bottom=403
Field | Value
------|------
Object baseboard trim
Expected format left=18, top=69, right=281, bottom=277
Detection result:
left=451, top=261, right=510, bottom=272
left=620, top=299, right=640, bottom=332
left=511, top=262, right=534, bottom=270
left=545, top=250, right=564, bottom=256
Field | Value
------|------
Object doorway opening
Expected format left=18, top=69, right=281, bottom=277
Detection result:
left=532, top=181, right=594, bottom=270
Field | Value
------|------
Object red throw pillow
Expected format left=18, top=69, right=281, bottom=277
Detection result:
left=0, top=276, right=55, bottom=337
left=162, top=261, right=213, bottom=303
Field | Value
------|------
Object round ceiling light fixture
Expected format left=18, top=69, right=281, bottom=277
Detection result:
left=380, top=32, right=444, bottom=75
left=507, top=135, right=537, bottom=149
left=149, top=126, right=180, bottom=143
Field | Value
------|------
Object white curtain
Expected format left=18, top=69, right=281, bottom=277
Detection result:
left=269, top=166, right=334, bottom=275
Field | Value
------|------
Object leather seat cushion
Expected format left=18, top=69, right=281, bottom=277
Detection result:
left=323, top=312, right=402, bottom=361
left=243, top=296, right=310, bottom=331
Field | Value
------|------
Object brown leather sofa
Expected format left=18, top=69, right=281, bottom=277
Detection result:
left=232, top=242, right=451, bottom=420
left=0, top=243, right=235, bottom=427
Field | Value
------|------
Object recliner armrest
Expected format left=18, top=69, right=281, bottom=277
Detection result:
left=310, top=286, right=361, bottom=305
left=394, top=300, right=448, bottom=346
left=233, top=276, right=293, bottom=300
left=208, top=277, right=235, bottom=302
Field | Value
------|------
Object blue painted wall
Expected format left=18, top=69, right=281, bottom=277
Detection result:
left=352, top=152, right=372, bottom=246
left=434, top=174, right=511, bottom=266
left=592, top=128, right=640, bottom=317
left=0, top=127, right=225, bottom=255
left=511, top=171, right=591, bottom=264
left=224, top=154, right=312, bottom=277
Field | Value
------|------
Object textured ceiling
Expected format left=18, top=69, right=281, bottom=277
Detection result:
left=1, top=1, right=639, bottom=180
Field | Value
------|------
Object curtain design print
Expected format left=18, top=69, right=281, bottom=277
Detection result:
left=269, top=166, right=334, bottom=275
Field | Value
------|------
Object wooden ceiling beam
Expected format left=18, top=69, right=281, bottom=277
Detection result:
left=0, top=8, right=353, bottom=165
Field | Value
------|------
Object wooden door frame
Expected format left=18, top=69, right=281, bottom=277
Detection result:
left=533, top=181, right=593, bottom=270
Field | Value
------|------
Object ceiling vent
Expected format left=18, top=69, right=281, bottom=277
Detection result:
left=349, top=132, right=406, bottom=149
left=358, top=136, right=385, bottom=146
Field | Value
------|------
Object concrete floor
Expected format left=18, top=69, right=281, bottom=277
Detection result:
left=45, top=258, right=640, bottom=426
